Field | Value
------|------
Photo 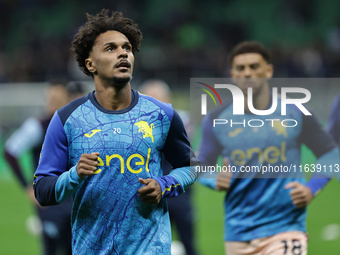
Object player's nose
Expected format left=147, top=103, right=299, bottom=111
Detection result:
left=117, top=47, right=128, bottom=59
left=243, top=67, right=252, bottom=78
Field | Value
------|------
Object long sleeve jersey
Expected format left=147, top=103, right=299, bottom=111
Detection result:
left=34, top=89, right=198, bottom=254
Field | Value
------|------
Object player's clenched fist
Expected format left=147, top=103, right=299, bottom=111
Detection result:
left=138, top=178, right=162, bottom=204
left=285, top=181, right=313, bottom=208
left=216, top=158, right=233, bottom=191
left=77, top=152, right=100, bottom=179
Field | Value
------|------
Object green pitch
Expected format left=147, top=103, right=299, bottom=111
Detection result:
left=0, top=145, right=339, bottom=254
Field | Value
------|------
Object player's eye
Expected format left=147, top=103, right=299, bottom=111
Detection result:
left=236, top=65, right=244, bottom=71
left=123, top=45, right=131, bottom=51
left=250, top=64, right=259, bottom=70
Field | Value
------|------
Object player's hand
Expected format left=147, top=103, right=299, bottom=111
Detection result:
left=77, top=152, right=100, bottom=179
left=285, top=181, right=313, bottom=208
left=26, top=186, right=42, bottom=207
left=215, top=158, right=232, bottom=191
left=138, top=178, right=162, bottom=204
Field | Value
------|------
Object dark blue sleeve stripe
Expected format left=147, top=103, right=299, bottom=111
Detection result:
left=34, top=113, right=69, bottom=205
left=58, top=94, right=89, bottom=125
left=35, top=113, right=69, bottom=176
left=162, top=110, right=194, bottom=168
left=300, top=110, right=337, bottom=157
left=34, top=176, right=59, bottom=206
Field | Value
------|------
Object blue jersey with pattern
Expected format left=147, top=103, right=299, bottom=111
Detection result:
left=33, top=90, right=197, bottom=254
left=198, top=98, right=338, bottom=241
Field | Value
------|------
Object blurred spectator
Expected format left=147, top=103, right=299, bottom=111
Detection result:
left=3, top=80, right=85, bottom=255
left=1, top=0, right=340, bottom=83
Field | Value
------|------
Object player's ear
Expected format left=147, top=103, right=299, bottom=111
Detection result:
left=265, top=63, right=274, bottom=78
left=230, top=68, right=233, bottom=77
left=85, top=58, right=96, bottom=74
left=230, top=67, right=238, bottom=84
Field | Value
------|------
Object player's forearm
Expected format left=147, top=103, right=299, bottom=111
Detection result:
left=197, top=173, right=217, bottom=190
left=54, top=165, right=85, bottom=203
left=170, top=166, right=198, bottom=190
left=34, top=166, right=83, bottom=205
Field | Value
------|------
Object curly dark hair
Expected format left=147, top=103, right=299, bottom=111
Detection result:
left=228, top=41, right=271, bottom=65
left=71, top=9, right=143, bottom=76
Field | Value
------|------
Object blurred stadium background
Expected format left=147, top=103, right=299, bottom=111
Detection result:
left=1, top=0, right=340, bottom=254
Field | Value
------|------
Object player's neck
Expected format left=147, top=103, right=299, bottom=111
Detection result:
left=94, top=80, right=132, bottom=111
left=244, top=83, right=270, bottom=112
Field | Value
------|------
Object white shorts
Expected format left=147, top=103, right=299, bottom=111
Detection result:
left=225, top=231, right=308, bottom=255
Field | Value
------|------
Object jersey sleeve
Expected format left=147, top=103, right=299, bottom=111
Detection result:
left=300, top=112, right=337, bottom=158
left=300, top=112, right=339, bottom=194
left=196, top=114, right=223, bottom=190
left=33, top=112, right=82, bottom=205
left=154, top=110, right=199, bottom=197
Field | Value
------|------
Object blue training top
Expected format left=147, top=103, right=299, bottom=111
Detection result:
left=198, top=98, right=338, bottom=241
left=34, top=89, right=198, bottom=254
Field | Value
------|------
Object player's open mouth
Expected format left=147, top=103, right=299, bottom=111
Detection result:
left=115, top=60, right=131, bottom=70
left=244, top=81, right=256, bottom=87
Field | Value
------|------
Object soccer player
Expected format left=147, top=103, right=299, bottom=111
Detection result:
left=139, top=79, right=197, bottom=255
left=197, top=41, right=339, bottom=255
left=33, top=9, right=198, bottom=254
left=4, top=80, right=84, bottom=255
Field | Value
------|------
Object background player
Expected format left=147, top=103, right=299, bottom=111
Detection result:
left=33, top=9, right=198, bottom=254
left=139, top=79, right=198, bottom=255
left=198, top=41, right=339, bottom=255
left=4, top=80, right=85, bottom=255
